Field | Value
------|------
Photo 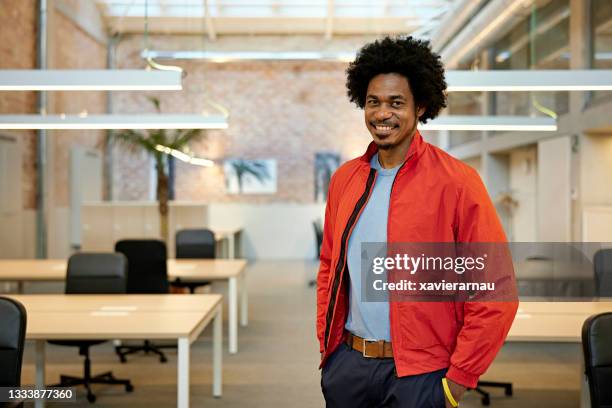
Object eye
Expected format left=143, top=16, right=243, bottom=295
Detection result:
left=366, top=99, right=378, bottom=106
left=392, top=101, right=404, bottom=107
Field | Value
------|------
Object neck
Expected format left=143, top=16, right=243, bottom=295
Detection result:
left=377, top=130, right=416, bottom=169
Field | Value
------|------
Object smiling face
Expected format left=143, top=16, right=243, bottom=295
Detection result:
left=365, top=73, right=425, bottom=151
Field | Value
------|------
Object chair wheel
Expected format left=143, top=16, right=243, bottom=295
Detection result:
left=119, top=355, right=127, bottom=363
left=87, top=393, right=96, bottom=403
left=481, top=395, right=490, bottom=406
left=126, top=383, right=134, bottom=392
left=160, top=355, right=167, bottom=363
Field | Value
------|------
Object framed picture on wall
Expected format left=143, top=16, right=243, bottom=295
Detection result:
left=314, top=152, right=341, bottom=202
left=224, top=158, right=277, bottom=194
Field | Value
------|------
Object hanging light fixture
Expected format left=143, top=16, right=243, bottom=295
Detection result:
left=0, top=69, right=182, bottom=91
left=419, top=115, right=556, bottom=132
left=0, top=114, right=228, bottom=130
left=154, top=144, right=214, bottom=167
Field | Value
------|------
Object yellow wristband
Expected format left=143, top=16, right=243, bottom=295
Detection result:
left=442, top=377, right=459, bottom=407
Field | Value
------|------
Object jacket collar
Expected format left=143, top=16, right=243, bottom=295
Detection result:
left=359, top=130, right=426, bottom=165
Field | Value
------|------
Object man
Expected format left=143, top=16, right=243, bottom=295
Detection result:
left=316, top=36, right=518, bottom=407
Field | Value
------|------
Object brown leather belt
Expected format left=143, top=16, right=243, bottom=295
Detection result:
left=345, top=332, right=393, bottom=358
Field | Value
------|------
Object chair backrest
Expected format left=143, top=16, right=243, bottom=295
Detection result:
left=0, top=297, right=27, bottom=387
left=313, top=219, right=323, bottom=258
left=594, top=249, right=612, bottom=297
left=66, top=252, right=127, bottom=294
left=582, top=312, right=612, bottom=408
left=115, top=239, right=169, bottom=294
left=176, top=229, right=216, bottom=259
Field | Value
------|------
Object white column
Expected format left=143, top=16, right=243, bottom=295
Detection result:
left=229, top=276, right=238, bottom=353
left=240, top=271, right=248, bottom=327
left=177, top=337, right=189, bottom=408
left=213, top=306, right=223, bottom=398
left=35, top=340, right=46, bottom=408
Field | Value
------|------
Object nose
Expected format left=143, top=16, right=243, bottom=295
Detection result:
left=374, top=108, right=392, bottom=122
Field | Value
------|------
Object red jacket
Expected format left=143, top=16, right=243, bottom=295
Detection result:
left=316, top=131, right=518, bottom=388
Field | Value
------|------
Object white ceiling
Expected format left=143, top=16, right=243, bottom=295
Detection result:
left=96, top=0, right=455, bottom=37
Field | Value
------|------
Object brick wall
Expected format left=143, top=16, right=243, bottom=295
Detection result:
left=50, top=10, right=107, bottom=207
left=0, top=1, right=108, bottom=209
left=112, top=35, right=372, bottom=203
left=0, top=0, right=37, bottom=209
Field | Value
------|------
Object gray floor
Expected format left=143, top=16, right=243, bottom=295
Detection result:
left=18, top=260, right=582, bottom=407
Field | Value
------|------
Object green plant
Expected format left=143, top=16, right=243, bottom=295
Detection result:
left=112, top=97, right=205, bottom=242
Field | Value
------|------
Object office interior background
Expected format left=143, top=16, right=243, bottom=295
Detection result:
left=1, top=0, right=612, bottom=407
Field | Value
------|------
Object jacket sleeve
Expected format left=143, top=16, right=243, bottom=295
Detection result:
left=446, top=168, right=519, bottom=389
left=316, top=173, right=338, bottom=353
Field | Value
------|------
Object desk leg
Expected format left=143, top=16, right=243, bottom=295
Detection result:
left=17, top=281, right=24, bottom=294
left=228, top=234, right=235, bottom=259
left=35, top=340, right=46, bottom=408
left=177, top=337, right=189, bottom=408
left=213, top=306, right=223, bottom=398
left=229, top=277, right=238, bottom=354
left=240, top=271, right=248, bottom=327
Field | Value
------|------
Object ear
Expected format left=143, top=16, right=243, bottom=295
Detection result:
left=416, top=106, right=426, bottom=118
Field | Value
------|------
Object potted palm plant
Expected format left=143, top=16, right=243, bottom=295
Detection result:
left=112, top=97, right=205, bottom=243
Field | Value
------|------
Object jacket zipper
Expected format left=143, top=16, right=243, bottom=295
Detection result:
left=323, top=168, right=377, bottom=350
left=386, top=160, right=408, bottom=353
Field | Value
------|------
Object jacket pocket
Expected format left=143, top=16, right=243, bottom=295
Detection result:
left=396, top=302, right=457, bottom=348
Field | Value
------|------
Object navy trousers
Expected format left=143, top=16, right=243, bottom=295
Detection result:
left=321, top=343, right=447, bottom=408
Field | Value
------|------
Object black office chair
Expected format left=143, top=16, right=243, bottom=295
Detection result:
left=171, top=229, right=215, bottom=294
left=308, top=219, right=324, bottom=288
left=0, top=297, right=27, bottom=408
left=114, top=239, right=175, bottom=363
left=582, top=312, right=612, bottom=408
left=313, top=219, right=323, bottom=259
left=471, top=379, right=512, bottom=406
left=49, top=253, right=133, bottom=404
left=594, top=249, right=612, bottom=297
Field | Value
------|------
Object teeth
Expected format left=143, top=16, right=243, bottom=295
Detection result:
left=376, top=125, right=393, bottom=131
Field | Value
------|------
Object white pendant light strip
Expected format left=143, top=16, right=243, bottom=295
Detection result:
left=0, top=114, right=228, bottom=130
left=446, top=70, right=612, bottom=92
left=0, top=70, right=182, bottom=91
left=142, top=51, right=612, bottom=92
left=419, top=116, right=557, bottom=132
left=155, top=144, right=214, bottom=167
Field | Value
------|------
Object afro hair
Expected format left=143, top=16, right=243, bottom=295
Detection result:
left=346, top=36, right=447, bottom=123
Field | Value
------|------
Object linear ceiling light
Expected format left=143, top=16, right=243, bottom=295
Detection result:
left=0, top=70, right=182, bottom=91
left=446, top=70, right=612, bottom=92
left=143, top=50, right=357, bottom=62
left=155, top=144, right=214, bottom=167
left=0, top=114, right=228, bottom=130
left=419, top=116, right=557, bottom=132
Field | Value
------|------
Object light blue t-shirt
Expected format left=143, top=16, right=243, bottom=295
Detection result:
left=345, top=153, right=401, bottom=341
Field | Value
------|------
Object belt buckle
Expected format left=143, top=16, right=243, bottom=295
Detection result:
left=362, top=338, right=377, bottom=358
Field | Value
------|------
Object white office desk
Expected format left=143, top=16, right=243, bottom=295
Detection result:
left=0, top=259, right=248, bottom=354
left=212, top=227, right=243, bottom=259
left=507, top=301, right=612, bottom=407
left=7, top=294, right=223, bottom=408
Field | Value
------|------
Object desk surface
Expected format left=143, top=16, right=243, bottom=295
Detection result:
left=0, top=259, right=247, bottom=281
left=6, top=294, right=217, bottom=312
left=212, top=227, right=242, bottom=237
left=169, top=259, right=246, bottom=279
left=508, top=301, right=612, bottom=342
left=4, top=294, right=222, bottom=341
